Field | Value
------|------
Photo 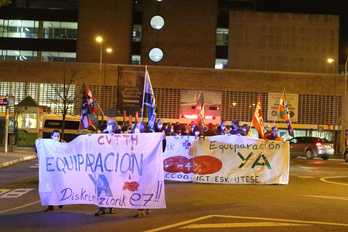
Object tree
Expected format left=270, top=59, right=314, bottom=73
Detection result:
left=48, top=64, right=82, bottom=141
left=0, top=0, right=12, bottom=7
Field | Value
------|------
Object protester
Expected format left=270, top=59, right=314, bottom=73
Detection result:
left=242, top=124, right=252, bottom=137
left=264, top=124, right=272, bottom=140
left=44, top=130, right=64, bottom=212
left=268, top=126, right=284, bottom=141
left=205, top=123, right=216, bottom=136
left=94, top=118, right=119, bottom=216
left=230, top=121, right=246, bottom=136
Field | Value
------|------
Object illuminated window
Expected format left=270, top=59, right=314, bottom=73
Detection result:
left=0, top=19, right=39, bottom=38
left=150, top=15, right=165, bottom=30
left=19, top=113, right=37, bottom=129
left=149, top=48, right=163, bottom=62
left=42, top=21, right=77, bottom=39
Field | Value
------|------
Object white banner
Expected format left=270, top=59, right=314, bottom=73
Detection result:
left=163, top=136, right=197, bottom=182
left=190, top=135, right=289, bottom=184
left=36, top=133, right=166, bottom=209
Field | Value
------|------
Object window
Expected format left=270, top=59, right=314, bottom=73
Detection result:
left=149, top=48, right=163, bottom=62
left=42, top=21, right=77, bottom=39
left=0, top=19, right=39, bottom=38
left=41, top=51, right=76, bottom=62
left=150, top=15, right=165, bottom=30
left=0, top=50, right=37, bottom=61
left=19, top=113, right=37, bottom=129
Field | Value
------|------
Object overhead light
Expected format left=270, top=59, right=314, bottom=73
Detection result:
left=25, top=28, right=29, bottom=31
left=22, top=56, right=27, bottom=60
left=15, top=51, right=20, bottom=55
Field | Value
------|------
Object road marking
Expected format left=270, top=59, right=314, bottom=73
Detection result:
left=297, top=166, right=317, bottom=170
left=0, top=188, right=34, bottom=198
left=0, top=189, right=11, bottom=196
left=180, top=222, right=310, bottom=229
left=296, top=176, right=315, bottom=178
left=320, top=176, right=348, bottom=186
left=146, top=215, right=348, bottom=231
left=303, top=195, right=348, bottom=201
left=0, top=200, right=41, bottom=214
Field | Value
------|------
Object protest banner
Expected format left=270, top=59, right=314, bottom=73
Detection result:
left=36, top=133, right=166, bottom=209
left=163, top=135, right=196, bottom=182
left=190, top=135, right=289, bottom=184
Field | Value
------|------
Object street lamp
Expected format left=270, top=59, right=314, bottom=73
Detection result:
left=103, top=48, right=112, bottom=122
left=328, top=58, right=337, bottom=151
left=96, top=36, right=103, bottom=131
left=344, top=56, right=348, bottom=148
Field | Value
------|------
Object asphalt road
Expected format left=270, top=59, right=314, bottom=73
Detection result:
left=0, top=157, right=348, bottom=232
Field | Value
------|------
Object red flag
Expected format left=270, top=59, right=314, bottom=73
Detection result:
left=276, top=90, right=294, bottom=137
left=79, top=82, right=98, bottom=131
left=252, top=93, right=265, bottom=139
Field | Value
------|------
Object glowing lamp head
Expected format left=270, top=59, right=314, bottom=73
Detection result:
left=106, top=48, right=112, bottom=53
left=327, top=58, right=334, bottom=63
left=96, top=37, right=103, bottom=43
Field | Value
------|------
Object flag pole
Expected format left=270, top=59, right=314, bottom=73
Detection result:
left=141, top=65, right=147, bottom=122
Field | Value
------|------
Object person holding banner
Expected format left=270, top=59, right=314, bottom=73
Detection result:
left=94, top=118, right=119, bottom=216
left=230, top=121, right=246, bottom=136
left=269, top=126, right=284, bottom=142
left=44, top=130, right=64, bottom=212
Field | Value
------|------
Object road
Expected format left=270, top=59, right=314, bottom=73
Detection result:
left=0, top=158, right=348, bottom=232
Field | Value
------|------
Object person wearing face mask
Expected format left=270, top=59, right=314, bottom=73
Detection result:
left=155, top=119, right=164, bottom=132
left=94, top=118, right=119, bottom=216
left=44, top=130, right=64, bottom=212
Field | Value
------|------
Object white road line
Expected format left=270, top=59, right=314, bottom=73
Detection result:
left=0, top=200, right=41, bottom=215
left=303, top=195, right=348, bottom=201
left=147, top=215, right=348, bottom=231
left=320, top=176, right=348, bottom=186
left=180, top=222, right=310, bottom=229
left=296, top=176, right=315, bottom=178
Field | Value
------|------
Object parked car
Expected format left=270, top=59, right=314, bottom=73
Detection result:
left=288, top=137, right=334, bottom=160
left=342, top=147, right=348, bottom=162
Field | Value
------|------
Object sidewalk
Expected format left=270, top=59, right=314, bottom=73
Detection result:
left=0, top=146, right=37, bottom=169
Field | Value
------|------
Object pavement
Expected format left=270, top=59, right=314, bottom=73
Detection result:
left=0, top=146, right=37, bottom=169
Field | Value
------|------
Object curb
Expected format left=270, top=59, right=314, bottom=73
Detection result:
left=0, top=154, right=38, bottom=169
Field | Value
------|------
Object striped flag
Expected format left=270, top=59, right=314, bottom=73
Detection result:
left=144, top=69, right=156, bottom=131
left=252, top=93, right=265, bottom=139
left=276, top=90, right=294, bottom=137
left=79, top=82, right=98, bottom=131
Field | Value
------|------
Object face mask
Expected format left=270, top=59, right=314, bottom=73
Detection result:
left=134, top=128, right=140, bottom=134
left=157, top=124, right=162, bottom=128
left=221, top=126, right=225, bottom=130
left=107, top=125, right=114, bottom=133
left=52, top=134, right=59, bottom=141
left=195, top=131, right=199, bottom=136
left=170, top=129, right=173, bottom=133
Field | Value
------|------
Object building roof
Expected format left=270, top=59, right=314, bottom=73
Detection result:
left=16, top=96, right=40, bottom=107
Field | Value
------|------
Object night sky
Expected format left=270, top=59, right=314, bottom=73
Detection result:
left=256, top=0, right=348, bottom=64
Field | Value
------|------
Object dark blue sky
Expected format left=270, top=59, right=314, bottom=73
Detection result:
left=257, top=0, right=348, bottom=64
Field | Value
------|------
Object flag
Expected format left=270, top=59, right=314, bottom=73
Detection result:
left=79, top=82, right=98, bottom=131
left=144, top=69, right=156, bottom=131
left=194, top=92, right=204, bottom=134
left=252, top=93, right=265, bottom=139
left=276, top=90, right=294, bottom=137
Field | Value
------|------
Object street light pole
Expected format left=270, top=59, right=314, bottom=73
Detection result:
left=328, top=58, right=337, bottom=151
left=96, top=36, right=103, bottom=131
left=103, top=48, right=112, bottom=122
left=344, top=57, right=348, bottom=148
